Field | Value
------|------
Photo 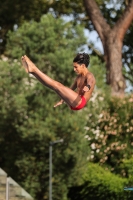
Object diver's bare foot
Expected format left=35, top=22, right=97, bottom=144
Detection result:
left=21, top=56, right=29, bottom=73
left=23, top=55, right=36, bottom=73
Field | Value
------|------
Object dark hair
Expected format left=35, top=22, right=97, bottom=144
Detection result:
left=73, top=53, right=90, bottom=67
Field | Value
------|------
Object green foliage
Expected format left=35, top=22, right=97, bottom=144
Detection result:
left=0, top=0, right=51, bottom=54
left=0, top=59, right=28, bottom=129
left=6, top=14, right=86, bottom=85
left=0, top=58, right=90, bottom=200
left=0, top=0, right=49, bottom=25
left=17, top=110, right=90, bottom=199
left=118, top=158, right=133, bottom=184
left=0, top=58, right=29, bottom=172
left=0, top=14, right=91, bottom=200
left=68, top=162, right=132, bottom=200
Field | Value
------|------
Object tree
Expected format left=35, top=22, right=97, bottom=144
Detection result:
left=0, top=0, right=50, bottom=54
left=83, top=0, right=133, bottom=96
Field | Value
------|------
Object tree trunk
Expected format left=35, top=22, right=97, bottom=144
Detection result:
left=104, top=33, right=126, bottom=97
left=83, top=0, right=133, bottom=96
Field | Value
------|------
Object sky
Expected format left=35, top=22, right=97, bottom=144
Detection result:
left=61, top=14, right=104, bottom=54
left=84, top=28, right=104, bottom=54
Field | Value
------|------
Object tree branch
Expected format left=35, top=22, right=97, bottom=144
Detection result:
left=123, top=74, right=133, bottom=84
left=83, top=0, right=111, bottom=43
left=114, top=0, right=133, bottom=41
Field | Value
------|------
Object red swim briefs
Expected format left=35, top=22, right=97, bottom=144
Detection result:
left=70, top=96, right=87, bottom=111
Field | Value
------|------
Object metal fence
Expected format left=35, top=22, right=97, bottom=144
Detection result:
left=0, top=168, right=34, bottom=200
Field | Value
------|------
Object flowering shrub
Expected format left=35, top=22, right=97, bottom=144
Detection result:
left=85, top=93, right=133, bottom=174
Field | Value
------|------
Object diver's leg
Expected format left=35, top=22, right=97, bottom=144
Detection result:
left=21, top=56, right=81, bottom=107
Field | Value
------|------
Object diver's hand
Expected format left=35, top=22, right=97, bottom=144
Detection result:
left=83, top=86, right=90, bottom=92
left=54, top=100, right=64, bottom=108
